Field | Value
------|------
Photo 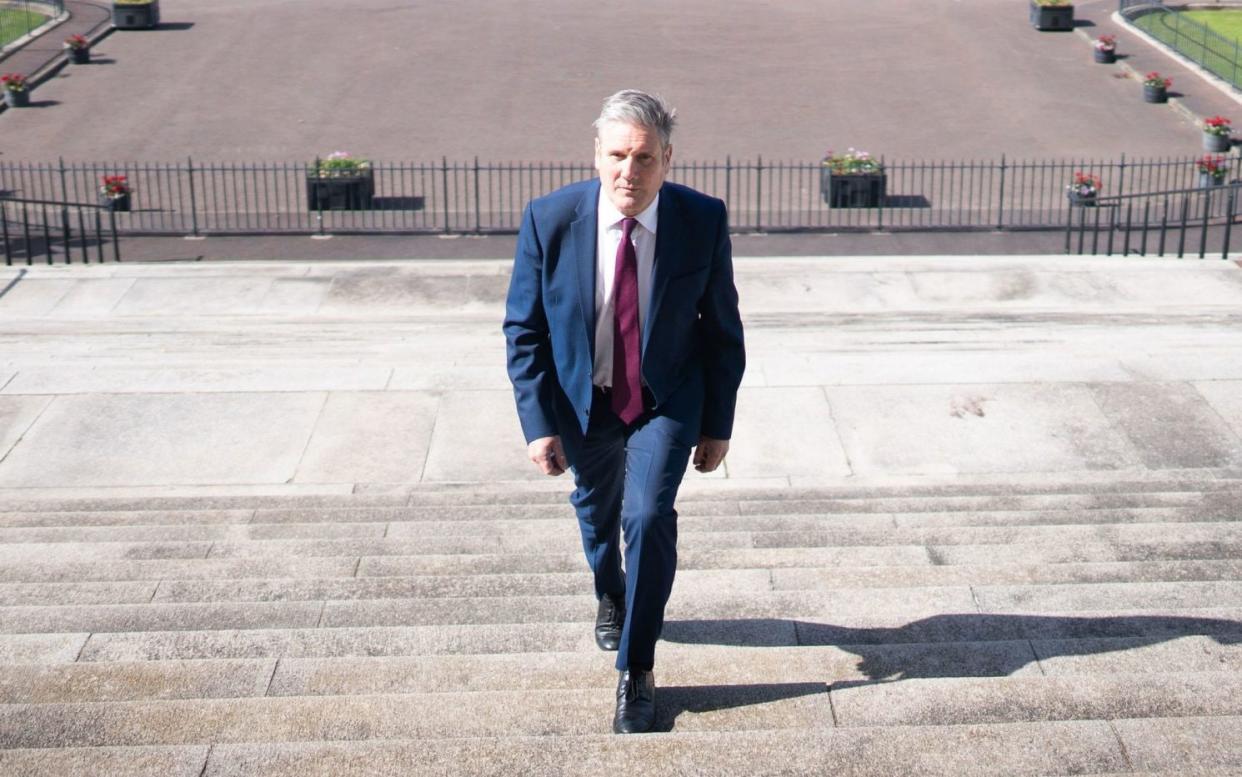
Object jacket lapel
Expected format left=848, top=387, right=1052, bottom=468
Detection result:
left=569, top=181, right=600, bottom=362
left=644, top=185, right=685, bottom=350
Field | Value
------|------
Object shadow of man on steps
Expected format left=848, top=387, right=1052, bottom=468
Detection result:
left=654, top=613, right=1241, bottom=727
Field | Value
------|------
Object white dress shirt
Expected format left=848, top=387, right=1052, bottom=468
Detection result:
left=593, top=190, right=658, bottom=388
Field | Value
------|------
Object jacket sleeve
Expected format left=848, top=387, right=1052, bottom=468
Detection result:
left=503, top=203, right=560, bottom=444
left=697, top=202, right=746, bottom=440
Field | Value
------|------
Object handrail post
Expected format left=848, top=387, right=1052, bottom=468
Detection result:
left=441, top=156, right=451, bottom=234
left=187, top=156, right=200, bottom=238
left=754, top=156, right=763, bottom=232
left=996, top=154, right=1007, bottom=230
left=473, top=156, right=481, bottom=234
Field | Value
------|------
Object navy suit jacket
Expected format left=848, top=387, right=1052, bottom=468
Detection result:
left=504, top=179, right=745, bottom=447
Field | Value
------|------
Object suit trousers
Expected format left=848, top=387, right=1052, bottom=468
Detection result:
left=559, top=387, right=693, bottom=672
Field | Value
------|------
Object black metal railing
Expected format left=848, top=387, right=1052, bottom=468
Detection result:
left=0, top=155, right=1236, bottom=238
left=1119, top=0, right=1242, bottom=89
left=1066, top=181, right=1242, bottom=258
left=1, top=196, right=123, bottom=265
left=0, top=0, right=64, bottom=49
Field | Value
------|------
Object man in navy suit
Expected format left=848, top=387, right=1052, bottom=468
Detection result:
left=504, top=90, right=745, bottom=734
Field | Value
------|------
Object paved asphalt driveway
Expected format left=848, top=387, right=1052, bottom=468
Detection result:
left=0, top=0, right=1236, bottom=164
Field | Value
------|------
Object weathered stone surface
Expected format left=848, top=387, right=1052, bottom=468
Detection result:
left=0, top=393, right=326, bottom=488
left=0, top=633, right=88, bottom=664
left=293, top=392, right=438, bottom=484
left=1091, top=383, right=1242, bottom=470
left=152, top=569, right=770, bottom=603
left=0, top=659, right=274, bottom=703
left=1113, top=715, right=1242, bottom=771
left=0, top=557, right=358, bottom=584
left=0, top=581, right=158, bottom=606
left=973, top=581, right=1242, bottom=613
left=830, top=673, right=1242, bottom=726
left=78, top=623, right=593, bottom=662
left=772, top=561, right=1242, bottom=590
left=0, top=687, right=834, bottom=748
left=0, top=508, right=254, bottom=529
left=1033, top=635, right=1242, bottom=675
left=0, top=601, right=323, bottom=635
left=0, top=745, right=209, bottom=777
left=199, top=721, right=1126, bottom=776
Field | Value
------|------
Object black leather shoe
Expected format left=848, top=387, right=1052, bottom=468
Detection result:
left=613, top=668, right=656, bottom=734
left=594, top=593, right=625, bottom=651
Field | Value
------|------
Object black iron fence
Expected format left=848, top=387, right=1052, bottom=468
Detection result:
left=1119, top=0, right=1242, bottom=89
left=0, top=0, right=63, bottom=48
left=0, top=155, right=1238, bottom=238
left=1, top=196, right=122, bottom=265
left=1067, top=181, right=1242, bottom=258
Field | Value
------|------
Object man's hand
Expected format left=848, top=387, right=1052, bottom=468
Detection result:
left=693, top=436, right=730, bottom=473
left=528, top=435, right=569, bottom=476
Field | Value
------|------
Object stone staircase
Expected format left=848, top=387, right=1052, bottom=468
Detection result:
left=1, top=477, right=1240, bottom=776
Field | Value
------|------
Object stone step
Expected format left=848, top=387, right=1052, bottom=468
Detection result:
left=4, top=479, right=1242, bottom=517
left=12, top=522, right=1213, bottom=562
left=0, top=720, right=1137, bottom=777
left=829, top=672, right=1242, bottom=727
left=0, top=557, right=361, bottom=584
left=2, top=506, right=1235, bottom=543
left=54, top=607, right=1242, bottom=662
left=0, top=745, right=210, bottom=777
left=0, top=658, right=274, bottom=703
left=4, top=559, right=1239, bottom=607
left=0, top=587, right=976, bottom=634
left=0, top=686, right=834, bottom=748
left=194, top=717, right=1235, bottom=776
left=10, top=637, right=1238, bottom=704
left=2, top=700, right=1232, bottom=769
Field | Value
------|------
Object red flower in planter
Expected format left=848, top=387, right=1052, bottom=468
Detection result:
left=1143, top=72, right=1172, bottom=89
left=64, top=34, right=89, bottom=50
left=1, top=73, right=28, bottom=92
left=100, top=175, right=132, bottom=198
left=1204, top=116, right=1232, bottom=137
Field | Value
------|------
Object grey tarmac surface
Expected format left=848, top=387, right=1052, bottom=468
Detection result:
left=0, top=0, right=1238, bottom=163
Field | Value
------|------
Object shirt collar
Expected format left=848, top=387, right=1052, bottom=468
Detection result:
left=598, top=187, right=660, bottom=235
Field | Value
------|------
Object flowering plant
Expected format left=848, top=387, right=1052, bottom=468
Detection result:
left=1094, top=35, right=1117, bottom=51
left=1196, top=155, right=1229, bottom=180
left=1, top=73, right=28, bottom=93
left=309, top=151, right=372, bottom=178
left=822, top=148, right=883, bottom=174
left=64, top=34, right=89, bottom=50
left=100, top=175, right=132, bottom=199
left=1143, top=72, right=1171, bottom=89
left=1204, top=116, right=1232, bottom=137
left=1067, top=171, right=1102, bottom=197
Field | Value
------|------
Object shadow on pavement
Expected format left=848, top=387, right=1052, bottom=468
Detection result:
left=656, top=682, right=828, bottom=732
left=664, top=612, right=1242, bottom=680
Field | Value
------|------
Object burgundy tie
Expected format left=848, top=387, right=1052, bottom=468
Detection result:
left=611, top=217, right=643, bottom=424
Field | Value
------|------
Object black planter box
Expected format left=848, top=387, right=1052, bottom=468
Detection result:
left=100, top=193, right=131, bottom=212
left=1143, top=84, right=1168, bottom=103
left=67, top=47, right=90, bottom=64
left=821, top=170, right=886, bottom=208
left=113, top=0, right=160, bottom=29
left=1066, top=191, right=1096, bottom=207
left=1030, top=1, right=1073, bottom=30
left=306, top=172, right=375, bottom=211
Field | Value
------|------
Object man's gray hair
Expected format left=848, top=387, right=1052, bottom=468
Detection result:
left=593, top=90, right=677, bottom=148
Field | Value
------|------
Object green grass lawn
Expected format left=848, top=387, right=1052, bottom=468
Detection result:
left=1131, top=9, right=1242, bottom=88
left=0, top=8, right=50, bottom=48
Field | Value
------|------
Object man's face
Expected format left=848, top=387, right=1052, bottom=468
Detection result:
left=594, top=120, right=672, bottom=217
